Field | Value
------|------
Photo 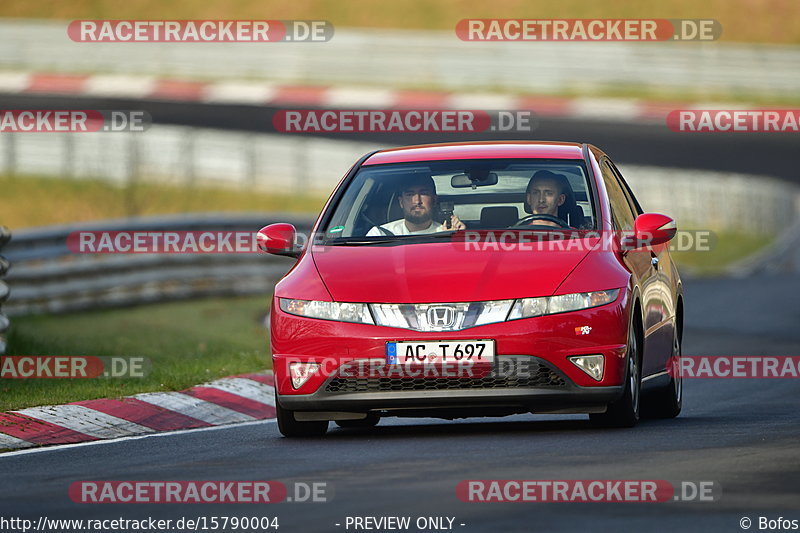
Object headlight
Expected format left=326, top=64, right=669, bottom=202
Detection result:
left=506, top=297, right=547, bottom=320
left=279, top=290, right=619, bottom=331
left=279, top=299, right=374, bottom=325
left=508, top=289, right=619, bottom=321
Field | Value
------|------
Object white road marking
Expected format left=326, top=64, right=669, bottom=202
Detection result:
left=134, top=392, right=256, bottom=424
left=0, top=433, right=35, bottom=449
left=12, top=405, right=155, bottom=439
left=0, top=419, right=277, bottom=458
left=0, top=72, right=32, bottom=93
left=203, top=81, right=277, bottom=103
left=447, top=93, right=517, bottom=110
left=84, top=75, right=156, bottom=98
left=326, top=87, right=396, bottom=108
left=569, top=98, right=641, bottom=121
left=0, top=372, right=277, bottom=455
left=201, top=378, right=276, bottom=406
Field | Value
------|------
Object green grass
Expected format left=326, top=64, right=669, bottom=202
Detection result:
left=671, top=232, right=772, bottom=276
left=1, top=295, right=272, bottom=412
left=0, top=174, right=326, bottom=229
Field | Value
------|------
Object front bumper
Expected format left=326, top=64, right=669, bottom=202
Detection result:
left=278, top=355, right=623, bottom=417
left=271, top=290, right=631, bottom=418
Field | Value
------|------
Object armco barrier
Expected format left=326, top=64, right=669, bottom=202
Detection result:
left=1, top=214, right=313, bottom=316
left=0, top=226, right=10, bottom=353
left=0, top=21, right=798, bottom=96
left=0, top=125, right=796, bottom=236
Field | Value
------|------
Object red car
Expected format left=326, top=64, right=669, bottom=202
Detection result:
left=260, top=141, right=683, bottom=437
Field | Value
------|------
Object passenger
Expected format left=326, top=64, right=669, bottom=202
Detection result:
left=367, top=175, right=465, bottom=236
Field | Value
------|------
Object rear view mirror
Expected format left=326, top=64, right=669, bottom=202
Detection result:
left=451, top=172, right=498, bottom=188
left=624, top=213, right=677, bottom=249
left=257, top=223, right=300, bottom=258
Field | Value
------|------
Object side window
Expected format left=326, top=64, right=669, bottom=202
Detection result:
left=608, top=161, right=643, bottom=216
left=601, top=161, right=636, bottom=231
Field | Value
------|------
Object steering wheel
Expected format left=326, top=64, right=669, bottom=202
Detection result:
left=511, top=214, right=573, bottom=229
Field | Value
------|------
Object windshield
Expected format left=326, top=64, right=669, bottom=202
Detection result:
left=320, top=158, right=597, bottom=244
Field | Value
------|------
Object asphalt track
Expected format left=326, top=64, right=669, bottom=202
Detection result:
left=1, top=94, right=799, bottom=532
left=1, top=280, right=799, bottom=532
left=0, top=93, right=797, bottom=183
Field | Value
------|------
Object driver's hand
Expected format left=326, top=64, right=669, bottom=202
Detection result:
left=439, top=215, right=466, bottom=231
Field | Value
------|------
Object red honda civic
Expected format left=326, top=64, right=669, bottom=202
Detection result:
left=259, top=141, right=683, bottom=437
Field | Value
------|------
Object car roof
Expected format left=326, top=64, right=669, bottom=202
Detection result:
left=363, top=141, right=586, bottom=166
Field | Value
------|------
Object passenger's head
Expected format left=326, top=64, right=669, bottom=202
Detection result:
left=526, top=170, right=566, bottom=217
left=398, top=174, right=437, bottom=224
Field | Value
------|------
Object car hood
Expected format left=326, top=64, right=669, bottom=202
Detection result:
left=311, top=241, right=591, bottom=303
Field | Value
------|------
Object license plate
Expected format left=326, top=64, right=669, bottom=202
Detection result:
left=386, top=340, right=495, bottom=365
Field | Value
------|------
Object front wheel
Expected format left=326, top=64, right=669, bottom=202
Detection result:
left=275, top=392, right=328, bottom=438
left=590, top=323, right=641, bottom=428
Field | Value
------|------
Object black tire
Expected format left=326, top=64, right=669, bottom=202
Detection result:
left=335, top=414, right=380, bottom=428
left=275, top=392, right=328, bottom=438
left=643, top=324, right=683, bottom=419
left=590, top=320, right=641, bottom=428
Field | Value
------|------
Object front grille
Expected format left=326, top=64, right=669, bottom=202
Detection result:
left=325, top=358, right=566, bottom=393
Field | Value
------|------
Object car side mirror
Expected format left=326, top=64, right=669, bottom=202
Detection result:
left=257, top=223, right=300, bottom=258
left=625, top=213, right=677, bottom=249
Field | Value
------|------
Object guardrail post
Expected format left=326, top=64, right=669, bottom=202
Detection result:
left=294, top=137, right=308, bottom=195
left=3, top=134, right=16, bottom=177
left=64, top=132, right=76, bottom=179
left=0, top=225, right=10, bottom=355
left=125, top=133, right=141, bottom=216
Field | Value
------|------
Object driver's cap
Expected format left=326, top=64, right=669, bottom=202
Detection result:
left=400, top=172, right=436, bottom=194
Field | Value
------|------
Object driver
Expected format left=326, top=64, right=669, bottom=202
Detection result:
left=367, top=174, right=465, bottom=236
left=522, top=170, right=568, bottom=228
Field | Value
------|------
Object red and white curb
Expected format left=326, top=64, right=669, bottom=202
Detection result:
left=0, top=372, right=275, bottom=451
left=0, top=71, right=711, bottom=123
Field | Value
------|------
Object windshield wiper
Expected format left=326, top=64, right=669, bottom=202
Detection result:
left=324, top=233, right=458, bottom=245
left=324, top=238, right=397, bottom=246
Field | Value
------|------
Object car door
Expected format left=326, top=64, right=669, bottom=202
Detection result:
left=607, top=160, right=674, bottom=375
left=599, top=159, right=662, bottom=375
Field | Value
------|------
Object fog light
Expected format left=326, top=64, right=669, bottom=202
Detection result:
left=288, top=362, right=320, bottom=389
left=569, top=355, right=604, bottom=381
